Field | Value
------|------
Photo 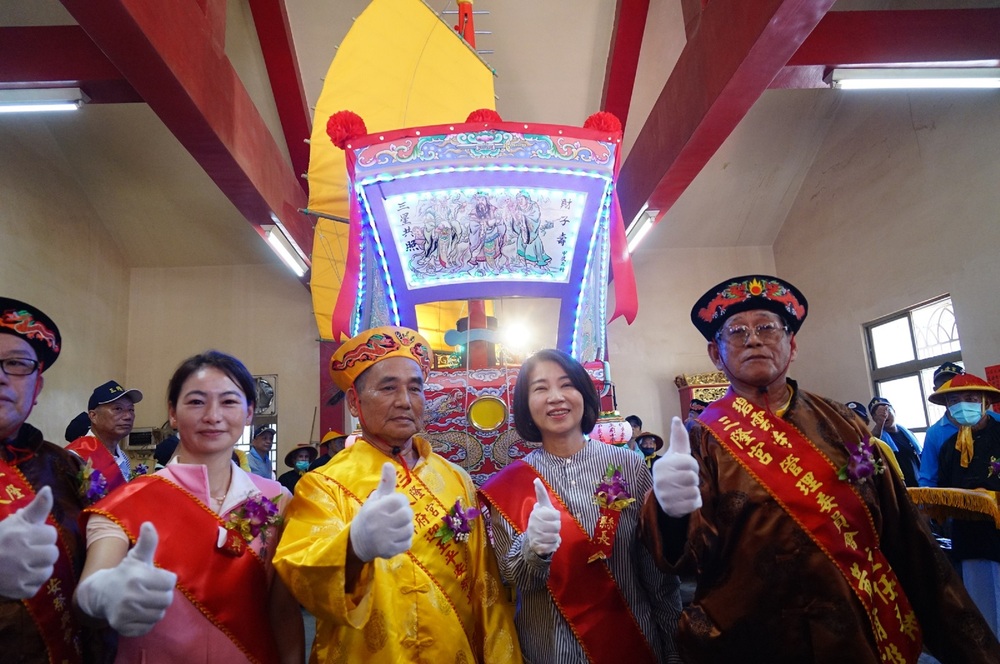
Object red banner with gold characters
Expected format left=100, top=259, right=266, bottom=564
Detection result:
left=699, top=391, right=922, bottom=664
left=0, top=458, right=82, bottom=663
left=589, top=506, right=621, bottom=563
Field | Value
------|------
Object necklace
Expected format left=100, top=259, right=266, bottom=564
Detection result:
left=210, top=471, right=233, bottom=504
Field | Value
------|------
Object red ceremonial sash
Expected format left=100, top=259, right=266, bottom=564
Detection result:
left=87, top=475, right=279, bottom=664
left=67, top=437, right=126, bottom=492
left=0, top=457, right=83, bottom=663
left=699, top=391, right=923, bottom=664
left=479, top=460, right=657, bottom=664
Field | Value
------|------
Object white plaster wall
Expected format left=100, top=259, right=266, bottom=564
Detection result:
left=1, top=119, right=320, bottom=463
left=776, top=90, right=1000, bottom=404
left=126, top=265, right=320, bottom=463
left=606, top=90, right=1000, bottom=440
left=0, top=119, right=131, bottom=440
left=606, top=246, right=775, bottom=438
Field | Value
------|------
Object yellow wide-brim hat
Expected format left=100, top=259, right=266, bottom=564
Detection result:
left=929, top=373, right=1000, bottom=406
left=329, top=326, right=434, bottom=392
left=321, top=430, right=345, bottom=444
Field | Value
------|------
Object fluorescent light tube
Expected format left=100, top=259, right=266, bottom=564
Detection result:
left=0, top=87, right=88, bottom=113
left=831, top=68, right=1000, bottom=90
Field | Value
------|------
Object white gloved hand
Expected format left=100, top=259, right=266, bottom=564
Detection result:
left=653, top=417, right=703, bottom=518
left=525, top=478, right=561, bottom=557
left=76, top=522, right=177, bottom=637
left=350, top=462, right=414, bottom=562
left=0, top=486, right=59, bottom=599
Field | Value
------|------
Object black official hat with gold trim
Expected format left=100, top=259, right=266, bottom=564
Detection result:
left=690, top=275, right=808, bottom=341
left=0, top=297, right=61, bottom=371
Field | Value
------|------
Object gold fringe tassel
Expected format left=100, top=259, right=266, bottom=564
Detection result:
left=907, top=487, right=1000, bottom=529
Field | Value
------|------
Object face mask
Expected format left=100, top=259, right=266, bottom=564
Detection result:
left=295, top=460, right=310, bottom=472
left=949, top=402, right=984, bottom=427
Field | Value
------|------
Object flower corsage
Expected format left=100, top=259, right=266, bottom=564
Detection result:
left=78, top=459, right=108, bottom=503
left=128, top=463, right=149, bottom=481
left=590, top=464, right=634, bottom=562
left=435, top=498, right=480, bottom=544
left=988, top=456, right=1000, bottom=479
left=223, top=494, right=283, bottom=552
left=838, top=438, right=884, bottom=484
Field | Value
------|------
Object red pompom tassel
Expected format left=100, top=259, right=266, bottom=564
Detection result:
left=583, top=111, right=622, bottom=135
left=466, top=108, right=503, bottom=124
left=326, top=111, right=368, bottom=149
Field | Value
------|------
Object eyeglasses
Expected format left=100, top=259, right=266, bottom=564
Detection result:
left=716, top=321, right=788, bottom=347
left=0, top=357, right=40, bottom=376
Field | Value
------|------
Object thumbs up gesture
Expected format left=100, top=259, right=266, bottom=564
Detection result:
left=76, top=522, right=177, bottom=637
left=350, top=462, right=414, bottom=562
left=525, top=478, right=561, bottom=557
left=0, top=486, right=59, bottom=599
left=653, top=417, right=703, bottom=518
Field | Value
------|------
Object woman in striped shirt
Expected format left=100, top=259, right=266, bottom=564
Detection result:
left=480, top=349, right=682, bottom=663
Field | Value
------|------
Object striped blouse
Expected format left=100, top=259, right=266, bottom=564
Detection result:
left=486, top=438, right=683, bottom=663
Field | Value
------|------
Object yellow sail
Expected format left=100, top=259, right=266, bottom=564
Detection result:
left=308, top=0, right=496, bottom=340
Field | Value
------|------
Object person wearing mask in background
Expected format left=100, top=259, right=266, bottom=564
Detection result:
left=0, top=297, right=111, bottom=662
left=920, top=362, right=1000, bottom=488
left=869, top=396, right=922, bottom=487
left=481, top=348, right=682, bottom=664
left=930, top=373, right=1000, bottom=637
left=68, top=380, right=145, bottom=491
left=248, top=426, right=276, bottom=479
left=274, top=326, right=521, bottom=663
left=75, top=350, right=303, bottom=663
left=278, top=443, right=317, bottom=494
left=641, top=274, right=1000, bottom=663
left=636, top=431, right=666, bottom=469
left=685, top=398, right=709, bottom=424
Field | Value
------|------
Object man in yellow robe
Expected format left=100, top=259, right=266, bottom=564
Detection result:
left=274, top=326, right=521, bottom=663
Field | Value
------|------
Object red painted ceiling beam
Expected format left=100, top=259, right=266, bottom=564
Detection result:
left=0, top=26, right=141, bottom=104
left=774, top=9, right=1000, bottom=89
left=789, top=9, right=1000, bottom=68
left=248, top=0, right=312, bottom=189
left=601, top=0, right=650, bottom=131
left=58, top=0, right=313, bottom=277
left=617, top=0, right=837, bottom=226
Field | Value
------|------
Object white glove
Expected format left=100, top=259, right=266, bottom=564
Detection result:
left=350, top=462, right=414, bottom=562
left=0, top=486, right=59, bottom=599
left=525, top=478, right=561, bottom=557
left=76, top=522, right=177, bottom=637
left=653, top=417, right=703, bottom=518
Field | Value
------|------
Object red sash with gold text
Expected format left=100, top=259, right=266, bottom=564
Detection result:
left=0, top=457, right=83, bottom=663
left=700, top=391, right=922, bottom=664
left=86, top=476, right=279, bottom=664
left=67, top=436, right=127, bottom=492
left=479, top=460, right=657, bottom=664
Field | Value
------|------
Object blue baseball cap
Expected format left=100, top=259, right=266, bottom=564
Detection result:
left=88, top=380, right=143, bottom=410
